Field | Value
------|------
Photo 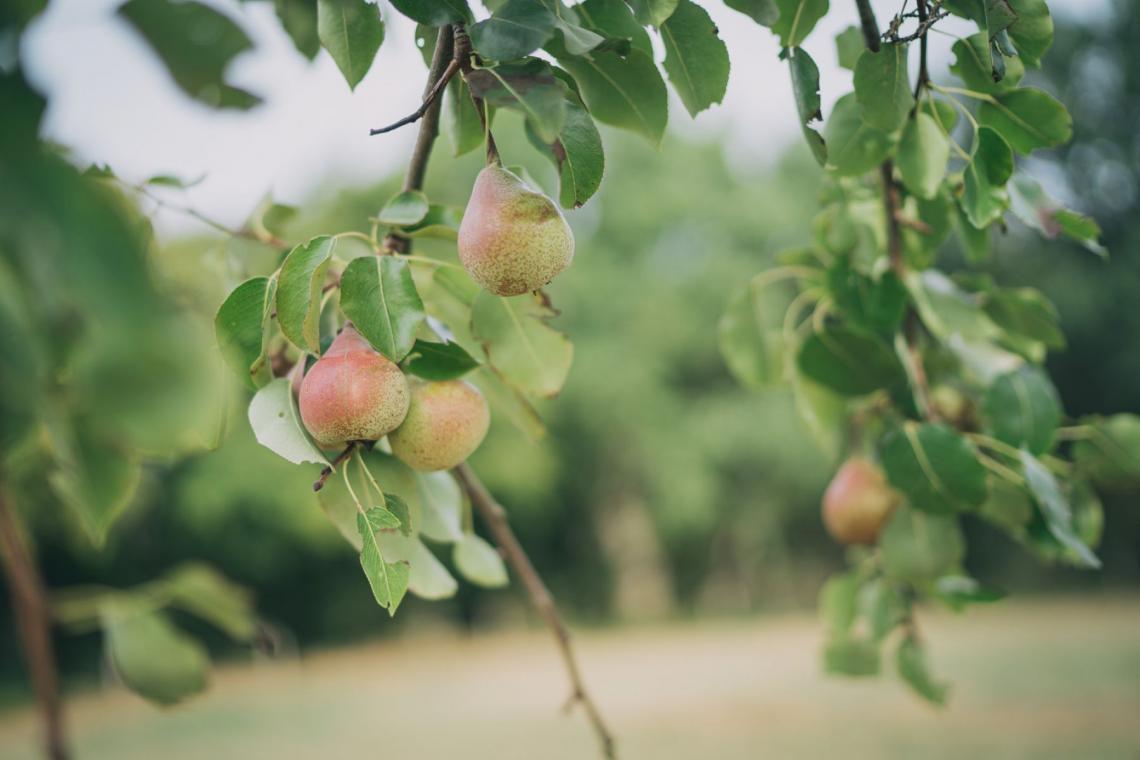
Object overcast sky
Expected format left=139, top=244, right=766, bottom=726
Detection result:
left=21, top=0, right=1105, bottom=235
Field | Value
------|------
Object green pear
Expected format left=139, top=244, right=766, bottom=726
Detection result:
left=298, top=325, right=410, bottom=448
left=458, top=164, right=574, bottom=296
left=389, top=380, right=490, bottom=471
left=822, top=457, right=901, bottom=545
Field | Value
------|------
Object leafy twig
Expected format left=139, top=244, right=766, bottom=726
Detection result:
left=312, top=443, right=359, bottom=492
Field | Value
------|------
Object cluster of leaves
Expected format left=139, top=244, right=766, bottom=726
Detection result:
left=719, top=0, right=1140, bottom=702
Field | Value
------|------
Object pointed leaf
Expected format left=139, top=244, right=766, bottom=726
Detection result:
left=277, top=236, right=335, bottom=353
left=983, top=365, right=1061, bottom=456
left=1019, top=450, right=1100, bottom=568
left=471, top=292, right=573, bottom=398
left=339, top=255, right=426, bottom=362
left=525, top=97, right=605, bottom=208
left=356, top=511, right=411, bottom=614
left=977, top=87, right=1072, bottom=155
left=317, top=0, right=385, bottom=90
left=660, top=0, right=729, bottom=117
left=454, top=533, right=509, bottom=587
left=897, top=113, right=949, bottom=199
left=879, top=422, right=988, bottom=514
left=771, top=0, right=828, bottom=48
left=853, top=43, right=913, bottom=132
left=789, top=47, right=826, bottom=165
left=248, top=378, right=329, bottom=464
left=215, top=276, right=276, bottom=389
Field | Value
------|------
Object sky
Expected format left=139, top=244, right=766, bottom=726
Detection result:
left=21, top=0, right=1105, bottom=236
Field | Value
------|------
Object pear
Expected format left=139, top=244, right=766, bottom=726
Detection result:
left=458, top=164, right=574, bottom=296
left=388, top=380, right=490, bottom=471
left=821, top=457, right=901, bottom=545
left=298, top=325, right=410, bottom=448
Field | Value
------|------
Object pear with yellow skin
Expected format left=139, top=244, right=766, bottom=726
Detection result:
left=298, top=325, right=410, bottom=448
left=458, top=164, right=574, bottom=296
left=822, top=457, right=902, bottom=545
left=389, top=380, right=490, bottom=471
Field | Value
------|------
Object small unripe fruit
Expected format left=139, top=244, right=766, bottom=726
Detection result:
left=389, top=380, right=490, bottom=471
left=458, top=164, right=574, bottom=296
left=298, top=325, right=410, bottom=448
left=822, top=457, right=901, bottom=545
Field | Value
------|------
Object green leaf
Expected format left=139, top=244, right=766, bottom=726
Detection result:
left=544, top=0, right=605, bottom=55
left=1019, top=450, right=1101, bottom=568
left=897, top=634, right=949, bottom=705
left=276, top=236, right=335, bottom=354
left=879, top=422, right=988, bottom=514
left=881, top=507, right=966, bottom=581
left=961, top=126, right=1013, bottom=228
left=771, top=0, right=828, bottom=48
left=717, top=271, right=795, bottom=388
left=214, top=276, right=276, bottom=389
left=384, top=493, right=413, bottom=536
left=454, top=533, right=509, bottom=587
left=896, top=113, right=949, bottom=200
left=553, top=47, right=667, bottom=145
left=977, top=88, right=1072, bottom=155
left=723, top=0, right=778, bottom=25
left=118, top=0, right=260, bottom=109
left=796, top=324, right=905, bottom=396
left=907, top=270, right=999, bottom=344
left=576, top=0, right=652, bottom=53
left=819, top=571, right=859, bottom=637
left=950, top=33, right=1024, bottom=94
left=853, top=43, right=913, bottom=132
left=275, top=0, right=321, bottom=59
left=824, top=94, right=896, bottom=177
left=103, top=608, right=208, bottom=706
left=404, top=339, right=481, bottom=380
left=399, top=204, right=463, bottom=239
left=445, top=77, right=486, bottom=157
left=1008, top=175, right=1107, bottom=257
left=247, top=378, right=329, bottom=464
left=826, top=258, right=908, bottom=336
left=356, top=511, right=411, bottom=614
left=160, top=564, right=257, bottom=642
left=788, top=47, right=827, bottom=165
left=627, top=0, right=679, bottom=25
left=525, top=97, right=605, bottom=209
left=981, top=285, right=1065, bottom=355
left=471, top=292, right=573, bottom=398
left=316, top=0, right=385, bottom=90
left=388, top=0, right=472, bottom=25
left=934, top=575, right=1005, bottom=610
left=377, top=190, right=430, bottom=226
left=659, top=0, right=729, bottom=117
left=983, top=366, right=1061, bottom=456
left=1006, top=0, right=1052, bottom=66
left=339, top=255, right=426, bottom=362
left=1074, top=414, right=1140, bottom=488
left=465, top=59, right=567, bottom=143
left=364, top=505, right=402, bottom=531
left=860, top=579, right=906, bottom=640
left=835, top=26, right=864, bottom=70
left=469, top=0, right=556, bottom=61
left=823, top=637, right=880, bottom=677
left=377, top=531, right=457, bottom=599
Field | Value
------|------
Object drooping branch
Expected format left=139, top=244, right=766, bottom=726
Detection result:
left=0, top=488, right=69, bottom=760
left=368, top=59, right=460, bottom=136
left=454, top=464, right=616, bottom=760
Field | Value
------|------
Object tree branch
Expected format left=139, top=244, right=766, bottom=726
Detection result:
left=453, top=464, right=616, bottom=760
left=312, top=443, right=359, bottom=492
left=0, top=488, right=69, bottom=760
left=854, top=0, right=882, bottom=52
left=369, top=59, right=460, bottom=136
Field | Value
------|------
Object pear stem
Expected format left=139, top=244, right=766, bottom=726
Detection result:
left=453, top=464, right=617, bottom=760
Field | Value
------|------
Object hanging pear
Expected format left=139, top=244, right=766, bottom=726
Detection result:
left=298, top=325, right=410, bottom=448
left=821, top=457, right=901, bottom=545
left=389, top=379, right=490, bottom=471
left=458, top=164, right=574, bottom=296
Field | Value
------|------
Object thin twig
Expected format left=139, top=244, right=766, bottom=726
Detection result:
left=453, top=464, right=617, bottom=760
left=0, top=488, right=69, bottom=760
left=133, top=184, right=289, bottom=249
left=369, top=59, right=460, bottom=136
left=854, top=0, right=882, bottom=52
left=312, top=443, right=359, bottom=492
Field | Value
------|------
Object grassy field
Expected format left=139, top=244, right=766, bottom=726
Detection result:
left=0, top=596, right=1138, bottom=759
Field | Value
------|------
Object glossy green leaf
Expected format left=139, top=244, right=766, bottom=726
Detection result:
left=771, top=0, right=828, bottom=48
left=1007, top=0, right=1052, bottom=66
left=853, top=43, right=913, bottom=132
left=1019, top=450, right=1101, bottom=568
left=896, top=113, right=949, bottom=200
left=103, top=608, right=208, bottom=706
left=465, top=59, right=566, bottom=143
left=983, top=365, right=1061, bottom=455
left=879, top=422, right=988, bottom=514
left=796, top=324, right=905, bottom=396
left=275, top=0, right=321, bottom=59
left=897, top=634, right=949, bottom=705
left=723, top=0, right=778, bottom=25
left=881, top=507, right=966, bottom=581
left=377, top=531, right=457, bottom=599
left=977, top=88, right=1072, bottom=155
left=824, top=94, right=895, bottom=177
left=576, top=0, right=652, bottom=53
left=404, top=339, right=481, bottom=380
left=660, top=0, right=729, bottom=117
left=525, top=97, right=605, bottom=208
left=118, top=0, right=260, bottom=109
left=470, top=0, right=556, bottom=60
left=445, top=77, right=486, bottom=157
left=553, top=47, right=667, bottom=145
left=339, top=255, right=426, bottom=362
left=277, top=236, right=335, bottom=354
left=961, top=126, right=1013, bottom=228
left=214, top=276, right=276, bottom=389
left=627, top=0, right=679, bottom=25
left=950, top=33, right=1024, bottom=94
left=826, top=258, right=908, bottom=336
left=454, top=533, right=509, bottom=587
left=789, top=47, right=827, bottom=165
left=471, top=291, right=573, bottom=398
left=377, top=190, right=429, bottom=226
left=399, top=204, right=463, bottom=239
left=247, top=378, right=329, bottom=464
left=317, top=0, right=384, bottom=90
left=388, top=0, right=472, bottom=25
left=356, top=511, right=411, bottom=614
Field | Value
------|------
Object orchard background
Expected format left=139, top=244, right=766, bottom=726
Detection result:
left=2, top=0, right=1140, bottom=758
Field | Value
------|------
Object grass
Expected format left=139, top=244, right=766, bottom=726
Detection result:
left=0, top=596, right=1138, bottom=759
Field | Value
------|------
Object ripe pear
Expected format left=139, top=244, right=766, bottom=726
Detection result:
left=388, top=380, right=490, bottom=471
left=298, top=325, right=410, bottom=448
left=822, top=457, right=901, bottom=545
left=458, top=164, right=574, bottom=296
